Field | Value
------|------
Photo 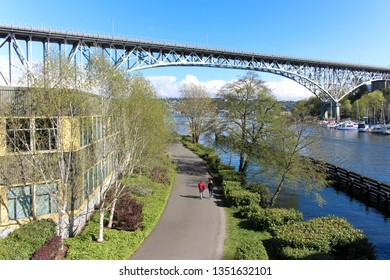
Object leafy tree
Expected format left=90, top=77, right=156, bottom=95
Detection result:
left=216, top=72, right=280, bottom=177
left=84, top=55, right=132, bottom=242
left=178, top=82, right=215, bottom=144
left=340, top=99, right=352, bottom=119
left=255, top=123, right=328, bottom=207
left=106, top=75, right=174, bottom=228
left=351, top=90, right=385, bottom=122
left=291, top=96, right=323, bottom=120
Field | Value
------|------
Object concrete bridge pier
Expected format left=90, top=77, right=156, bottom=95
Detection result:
left=336, top=102, right=341, bottom=122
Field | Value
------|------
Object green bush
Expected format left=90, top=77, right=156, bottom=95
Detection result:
left=249, top=208, right=303, bottom=232
left=238, top=204, right=262, bottom=219
left=228, top=190, right=260, bottom=207
left=222, top=180, right=260, bottom=207
left=0, top=219, right=57, bottom=260
left=234, top=238, right=269, bottom=260
left=219, top=169, right=242, bottom=182
left=245, top=183, right=270, bottom=207
left=222, top=180, right=241, bottom=197
left=272, top=216, right=376, bottom=260
left=280, top=246, right=334, bottom=260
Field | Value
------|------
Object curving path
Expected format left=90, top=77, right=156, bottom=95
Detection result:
left=131, top=141, right=226, bottom=260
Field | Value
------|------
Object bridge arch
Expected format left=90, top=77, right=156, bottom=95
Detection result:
left=2, top=24, right=390, bottom=120
left=127, top=61, right=332, bottom=102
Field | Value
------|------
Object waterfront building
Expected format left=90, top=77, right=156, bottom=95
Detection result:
left=0, top=86, right=120, bottom=238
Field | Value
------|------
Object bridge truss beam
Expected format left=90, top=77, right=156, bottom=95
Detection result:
left=1, top=24, right=390, bottom=119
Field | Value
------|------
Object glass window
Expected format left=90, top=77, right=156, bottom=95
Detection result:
left=83, top=169, right=93, bottom=200
left=102, top=159, right=108, bottom=181
left=94, top=117, right=102, bottom=140
left=35, top=118, right=58, bottom=151
left=7, top=186, right=32, bottom=220
left=80, top=117, right=93, bottom=147
left=35, top=183, right=58, bottom=216
left=6, top=118, right=31, bottom=152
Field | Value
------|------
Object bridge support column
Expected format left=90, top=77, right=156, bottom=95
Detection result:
left=335, top=102, right=341, bottom=122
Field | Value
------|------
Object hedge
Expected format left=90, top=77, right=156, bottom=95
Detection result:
left=238, top=204, right=262, bottom=219
left=272, top=216, right=376, bottom=260
left=248, top=208, right=303, bottom=233
left=234, top=238, right=269, bottom=260
left=0, top=219, right=57, bottom=260
left=222, top=180, right=260, bottom=207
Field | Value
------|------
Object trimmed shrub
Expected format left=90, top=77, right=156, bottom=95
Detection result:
left=113, top=192, right=144, bottom=231
left=249, top=208, right=303, bottom=232
left=0, top=219, right=57, bottom=260
left=245, top=183, right=270, bottom=207
left=222, top=180, right=260, bottom=207
left=222, top=180, right=241, bottom=198
left=272, top=216, right=376, bottom=260
left=280, top=246, right=334, bottom=260
left=228, top=189, right=260, bottom=207
left=219, top=169, right=242, bottom=182
left=234, top=238, right=269, bottom=260
left=239, top=204, right=261, bottom=219
left=32, top=235, right=62, bottom=260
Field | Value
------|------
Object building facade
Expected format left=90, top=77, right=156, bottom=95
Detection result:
left=0, top=86, right=119, bottom=238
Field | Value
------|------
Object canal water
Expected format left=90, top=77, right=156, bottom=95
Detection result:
left=175, top=116, right=390, bottom=259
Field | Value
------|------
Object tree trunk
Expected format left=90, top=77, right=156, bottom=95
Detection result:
left=107, top=196, right=118, bottom=228
left=97, top=207, right=105, bottom=242
left=267, top=176, right=286, bottom=208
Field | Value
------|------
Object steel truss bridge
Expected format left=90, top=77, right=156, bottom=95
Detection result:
left=1, top=24, right=390, bottom=120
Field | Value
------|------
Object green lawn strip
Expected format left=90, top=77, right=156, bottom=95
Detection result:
left=223, top=206, right=271, bottom=260
left=65, top=172, right=175, bottom=260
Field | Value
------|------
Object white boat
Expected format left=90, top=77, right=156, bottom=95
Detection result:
left=357, top=121, right=369, bottom=132
left=336, top=121, right=358, bottom=130
left=371, top=124, right=384, bottom=134
left=326, top=122, right=340, bottom=128
left=383, top=125, right=390, bottom=135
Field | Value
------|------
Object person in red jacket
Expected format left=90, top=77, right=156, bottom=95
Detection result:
left=198, top=180, right=206, bottom=199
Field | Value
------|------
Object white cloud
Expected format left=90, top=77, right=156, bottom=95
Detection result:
left=145, top=75, right=314, bottom=101
left=147, top=74, right=227, bottom=98
left=266, top=78, right=314, bottom=101
left=146, top=76, right=180, bottom=98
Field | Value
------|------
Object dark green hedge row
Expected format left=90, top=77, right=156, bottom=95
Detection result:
left=0, top=219, right=57, bottom=260
left=272, top=216, right=376, bottom=260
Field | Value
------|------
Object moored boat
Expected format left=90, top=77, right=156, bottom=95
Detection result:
left=336, top=121, right=358, bottom=130
left=357, top=121, right=369, bottom=132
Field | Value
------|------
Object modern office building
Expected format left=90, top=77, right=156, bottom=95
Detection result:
left=0, top=86, right=119, bottom=238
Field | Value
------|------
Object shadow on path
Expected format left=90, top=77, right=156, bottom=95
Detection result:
left=130, top=142, right=226, bottom=260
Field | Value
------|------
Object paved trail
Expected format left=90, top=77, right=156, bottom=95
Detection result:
left=131, top=141, right=226, bottom=260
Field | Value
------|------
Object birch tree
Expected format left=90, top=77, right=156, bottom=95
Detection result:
left=106, top=75, right=174, bottom=228
left=84, top=55, right=129, bottom=242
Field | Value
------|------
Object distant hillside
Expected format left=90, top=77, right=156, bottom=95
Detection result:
left=163, top=98, right=296, bottom=115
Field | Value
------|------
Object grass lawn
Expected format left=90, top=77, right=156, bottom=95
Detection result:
left=223, top=206, right=272, bottom=260
left=64, top=173, right=174, bottom=260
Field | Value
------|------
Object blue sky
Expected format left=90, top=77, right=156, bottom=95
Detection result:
left=1, top=0, right=390, bottom=100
